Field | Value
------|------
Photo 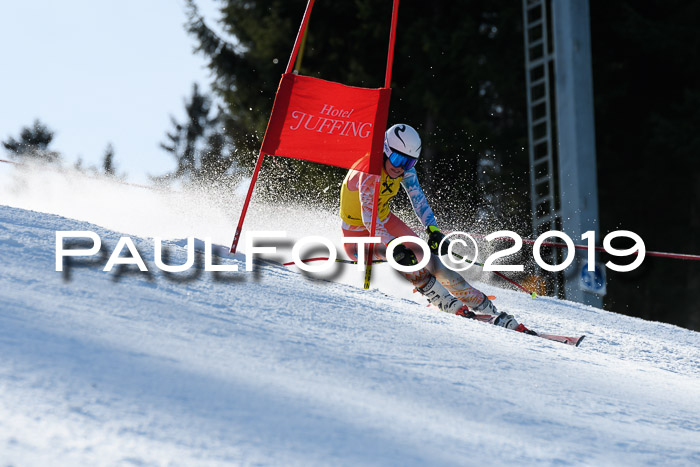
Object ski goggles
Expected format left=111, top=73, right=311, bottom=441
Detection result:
left=387, top=151, right=418, bottom=170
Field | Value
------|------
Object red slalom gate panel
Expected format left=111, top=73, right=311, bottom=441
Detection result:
left=262, top=73, right=390, bottom=176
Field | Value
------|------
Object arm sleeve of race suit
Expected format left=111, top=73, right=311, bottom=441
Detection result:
left=358, top=172, right=394, bottom=244
left=400, top=168, right=438, bottom=229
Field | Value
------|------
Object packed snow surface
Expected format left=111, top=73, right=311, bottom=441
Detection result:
left=1, top=164, right=699, bottom=465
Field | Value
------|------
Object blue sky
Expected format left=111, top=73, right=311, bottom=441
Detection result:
left=1, top=0, right=221, bottom=183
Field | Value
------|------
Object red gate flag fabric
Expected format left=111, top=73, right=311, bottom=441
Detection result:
left=261, top=73, right=391, bottom=176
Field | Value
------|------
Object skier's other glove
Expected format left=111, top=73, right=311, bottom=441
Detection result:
left=389, top=241, right=418, bottom=266
left=427, top=225, right=450, bottom=256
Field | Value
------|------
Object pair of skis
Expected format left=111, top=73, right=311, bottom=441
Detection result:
left=468, top=312, right=585, bottom=347
left=415, top=291, right=585, bottom=347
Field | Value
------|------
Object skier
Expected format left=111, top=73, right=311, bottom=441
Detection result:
left=340, top=123, right=523, bottom=331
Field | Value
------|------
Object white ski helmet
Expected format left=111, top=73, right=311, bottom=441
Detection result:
left=384, top=124, right=422, bottom=159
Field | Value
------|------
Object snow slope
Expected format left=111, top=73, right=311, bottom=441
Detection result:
left=1, top=164, right=699, bottom=465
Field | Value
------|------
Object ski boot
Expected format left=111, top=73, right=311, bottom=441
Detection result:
left=471, top=295, right=528, bottom=331
left=417, top=276, right=467, bottom=314
left=472, top=295, right=498, bottom=315
left=489, top=312, right=519, bottom=330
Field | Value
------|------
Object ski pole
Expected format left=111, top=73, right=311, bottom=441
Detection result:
left=282, top=257, right=385, bottom=266
left=448, top=251, right=537, bottom=298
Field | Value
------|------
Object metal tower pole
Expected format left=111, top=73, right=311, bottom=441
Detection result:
left=551, top=0, right=604, bottom=306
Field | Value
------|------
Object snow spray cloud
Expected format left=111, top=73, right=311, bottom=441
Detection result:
left=55, top=229, right=646, bottom=277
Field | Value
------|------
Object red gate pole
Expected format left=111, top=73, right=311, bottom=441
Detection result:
left=384, top=0, right=400, bottom=88
left=286, top=0, right=316, bottom=73
left=230, top=0, right=316, bottom=254
left=230, top=150, right=265, bottom=253
left=364, top=0, right=400, bottom=288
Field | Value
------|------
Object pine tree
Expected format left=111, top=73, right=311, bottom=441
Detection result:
left=103, top=143, right=116, bottom=176
left=157, top=83, right=235, bottom=186
left=3, top=120, right=61, bottom=163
